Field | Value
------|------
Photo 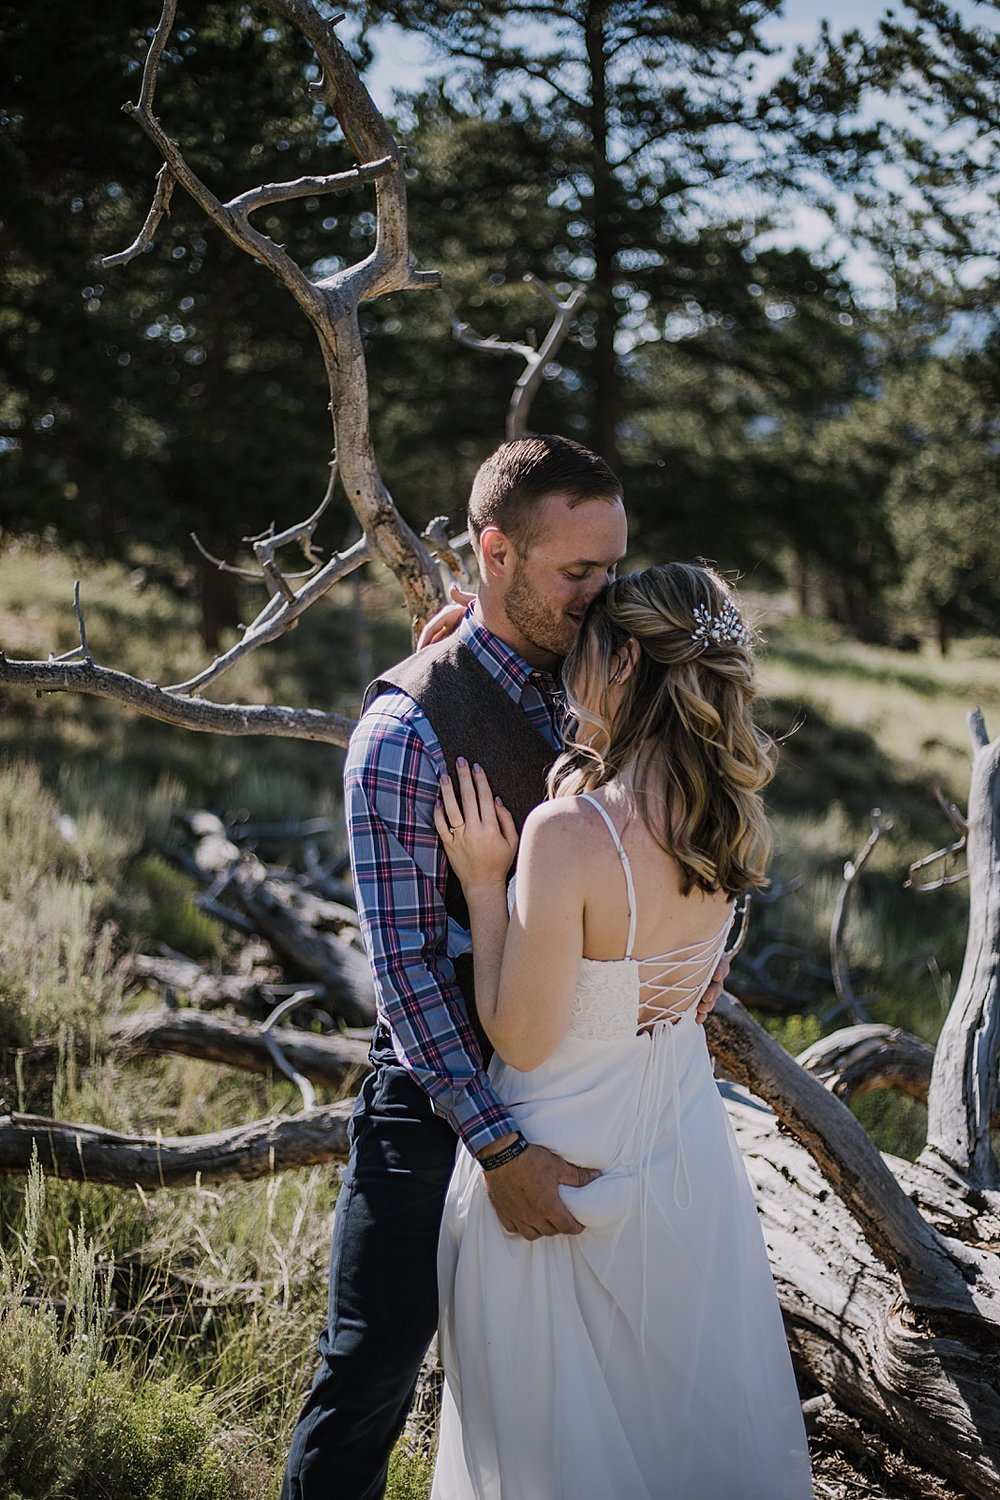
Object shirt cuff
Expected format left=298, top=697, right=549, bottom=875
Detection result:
left=448, top=1090, right=520, bottom=1157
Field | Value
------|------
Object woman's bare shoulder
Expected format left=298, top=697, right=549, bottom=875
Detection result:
left=522, top=794, right=610, bottom=849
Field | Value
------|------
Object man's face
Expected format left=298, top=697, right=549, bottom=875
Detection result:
left=503, top=492, right=628, bottom=664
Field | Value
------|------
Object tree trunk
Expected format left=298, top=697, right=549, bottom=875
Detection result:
left=585, top=1, right=620, bottom=474
left=795, top=553, right=811, bottom=616
left=922, top=710, right=1000, bottom=1188
left=199, top=555, right=241, bottom=651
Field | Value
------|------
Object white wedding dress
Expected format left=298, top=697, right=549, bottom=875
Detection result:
left=432, top=796, right=813, bottom=1500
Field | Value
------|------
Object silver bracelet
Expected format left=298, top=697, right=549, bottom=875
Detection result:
left=480, top=1132, right=529, bottom=1172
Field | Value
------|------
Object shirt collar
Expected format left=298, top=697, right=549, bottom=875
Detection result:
left=456, top=606, right=562, bottom=703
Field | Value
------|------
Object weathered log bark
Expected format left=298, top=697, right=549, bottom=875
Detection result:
left=923, top=709, right=1000, bottom=1189
left=797, top=1022, right=936, bottom=1106
left=809, top=1404, right=966, bottom=1500
left=722, top=1079, right=1000, bottom=1500
left=20, top=1006, right=371, bottom=1089
left=227, top=860, right=376, bottom=1026
left=0, top=1102, right=352, bottom=1187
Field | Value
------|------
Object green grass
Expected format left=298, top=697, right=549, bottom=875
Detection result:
left=760, top=613, right=999, bottom=817
left=1, top=544, right=998, bottom=1497
left=0, top=1158, right=261, bottom=1500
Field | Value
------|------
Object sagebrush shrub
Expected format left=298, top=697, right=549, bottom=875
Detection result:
left=0, top=1159, right=254, bottom=1500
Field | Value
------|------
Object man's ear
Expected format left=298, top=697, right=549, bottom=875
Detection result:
left=478, top=526, right=515, bottom=581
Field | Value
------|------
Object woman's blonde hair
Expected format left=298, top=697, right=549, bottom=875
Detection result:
left=549, top=563, right=776, bottom=898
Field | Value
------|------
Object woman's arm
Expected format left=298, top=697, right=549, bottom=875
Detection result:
left=433, top=761, right=516, bottom=1041
left=436, top=764, right=586, bottom=1071
left=485, top=803, right=585, bottom=1068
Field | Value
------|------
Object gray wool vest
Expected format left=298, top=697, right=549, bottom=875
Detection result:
left=363, top=634, right=557, bottom=1062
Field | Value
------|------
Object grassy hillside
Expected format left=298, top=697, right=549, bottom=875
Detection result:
left=1, top=540, right=997, bottom=1496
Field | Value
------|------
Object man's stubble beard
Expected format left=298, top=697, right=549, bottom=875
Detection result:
left=505, top=558, right=577, bottom=660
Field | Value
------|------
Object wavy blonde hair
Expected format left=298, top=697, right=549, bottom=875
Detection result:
left=549, top=563, right=776, bottom=897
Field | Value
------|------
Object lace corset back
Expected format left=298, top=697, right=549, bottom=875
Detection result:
left=568, top=794, right=733, bottom=1043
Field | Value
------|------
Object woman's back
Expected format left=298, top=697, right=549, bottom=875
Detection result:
left=566, top=785, right=734, bottom=1031
left=438, top=792, right=813, bottom=1500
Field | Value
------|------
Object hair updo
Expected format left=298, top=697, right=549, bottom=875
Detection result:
left=549, top=562, right=776, bottom=898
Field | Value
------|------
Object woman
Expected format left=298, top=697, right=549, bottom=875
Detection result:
left=430, top=563, right=813, bottom=1500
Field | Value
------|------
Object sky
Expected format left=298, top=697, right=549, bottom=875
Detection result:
left=363, top=1, right=996, bottom=99
left=355, top=0, right=997, bottom=300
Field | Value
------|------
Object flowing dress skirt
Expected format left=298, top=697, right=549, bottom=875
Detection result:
left=432, top=1008, right=813, bottom=1500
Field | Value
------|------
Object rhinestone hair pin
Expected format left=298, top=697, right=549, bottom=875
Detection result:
left=690, top=600, right=752, bottom=652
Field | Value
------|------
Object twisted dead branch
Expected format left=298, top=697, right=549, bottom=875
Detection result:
left=0, top=0, right=450, bottom=719
left=442, top=273, right=587, bottom=439
left=829, top=807, right=893, bottom=1024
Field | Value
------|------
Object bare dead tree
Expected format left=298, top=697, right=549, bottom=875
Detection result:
left=0, top=1102, right=354, bottom=1187
left=0, top=0, right=452, bottom=746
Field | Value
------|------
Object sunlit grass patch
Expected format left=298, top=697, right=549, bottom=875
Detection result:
left=761, top=617, right=1000, bottom=811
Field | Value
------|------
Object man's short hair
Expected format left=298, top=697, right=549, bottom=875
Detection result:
left=468, top=435, right=622, bottom=554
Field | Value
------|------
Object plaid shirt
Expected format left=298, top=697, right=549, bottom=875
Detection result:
left=344, top=609, right=564, bottom=1155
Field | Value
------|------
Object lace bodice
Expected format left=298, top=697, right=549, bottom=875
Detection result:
left=511, top=794, right=733, bottom=1044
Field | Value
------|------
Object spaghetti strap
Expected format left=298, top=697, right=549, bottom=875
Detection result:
left=579, top=793, right=638, bottom=958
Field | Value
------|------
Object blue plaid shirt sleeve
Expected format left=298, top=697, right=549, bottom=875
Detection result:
left=344, top=693, right=519, bottom=1156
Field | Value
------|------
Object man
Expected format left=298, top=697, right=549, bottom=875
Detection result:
left=281, top=435, right=727, bottom=1500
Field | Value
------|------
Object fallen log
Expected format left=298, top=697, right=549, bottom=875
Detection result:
left=719, top=1073, right=1000, bottom=1500
left=169, top=831, right=377, bottom=1028
left=166, top=816, right=377, bottom=1027
left=0, top=1102, right=353, bottom=1187
left=227, top=858, right=376, bottom=1026
left=131, top=952, right=281, bottom=1011
left=797, top=1021, right=936, bottom=1106
left=16, top=1006, right=371, bottom=1088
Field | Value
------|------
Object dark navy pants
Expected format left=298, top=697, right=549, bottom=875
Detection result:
left=280, top=1031, right=459, bottom=1500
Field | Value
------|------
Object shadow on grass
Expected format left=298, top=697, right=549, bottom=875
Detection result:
left=768, top=642, right=949, bottom=700
left=762, top=696, right=948, bottom=840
